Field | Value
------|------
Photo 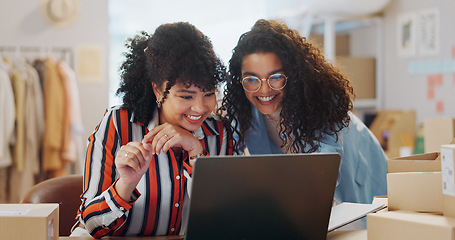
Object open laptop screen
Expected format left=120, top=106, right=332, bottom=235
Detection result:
left=185, top=153, right=340, bottom=240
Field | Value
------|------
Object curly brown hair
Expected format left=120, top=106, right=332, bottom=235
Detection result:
left=116, top=22, right=226, bottom=124
left=220, top=19, right=354, bottom=153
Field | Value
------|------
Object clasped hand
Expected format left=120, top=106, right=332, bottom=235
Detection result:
left=114, top=123, right=203, bottom=201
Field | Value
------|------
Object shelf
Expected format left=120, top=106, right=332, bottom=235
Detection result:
left=354, top=99, right=378, bottom=109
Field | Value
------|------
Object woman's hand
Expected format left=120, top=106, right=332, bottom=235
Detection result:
left=142, top=123, right=204, bottom=163
left=114, top=141, right=152, bottom=202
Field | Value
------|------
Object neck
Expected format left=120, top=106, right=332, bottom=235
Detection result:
left=265, top=109, right=281, bottom=125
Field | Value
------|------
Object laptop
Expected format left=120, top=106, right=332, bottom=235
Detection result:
left=184, top=153, right=341, bottom=240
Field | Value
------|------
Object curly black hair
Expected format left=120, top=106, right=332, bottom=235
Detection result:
left=220, top=19, right=354, bottom=153
left=116, top=22, right=226, bottom=124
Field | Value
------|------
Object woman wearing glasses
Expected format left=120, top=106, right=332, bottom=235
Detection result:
left=221, top=19, right=387, bottom=205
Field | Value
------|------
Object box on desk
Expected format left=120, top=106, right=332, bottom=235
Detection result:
left=387, top=152, right=441, bottom=173
left=387, top=172, right=442, bottom=213
left=424, top=117, right=455, bottom=153
left=0, top=204, right=59, bottom=240
left=367, top=210, right=455, bottom=240
left=442, top=144, right=455, bottom=218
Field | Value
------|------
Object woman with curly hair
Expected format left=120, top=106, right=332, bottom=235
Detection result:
left=221, top=19, right=386, bottom=205
left=72, top=22, right=233, bottom=238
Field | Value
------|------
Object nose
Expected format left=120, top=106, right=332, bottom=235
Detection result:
left=191, top=96, right=208, bottom=113
left=257, top=78, right=271, bottom=93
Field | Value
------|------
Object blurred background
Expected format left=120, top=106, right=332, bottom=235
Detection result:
left=1, top=0, right=454, bottom=203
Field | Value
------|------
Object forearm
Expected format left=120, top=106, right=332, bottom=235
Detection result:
left=79, top=181, right=139, bottom=238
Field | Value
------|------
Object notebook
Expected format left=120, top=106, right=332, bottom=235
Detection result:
left=184, top=153, right=341, bottom=240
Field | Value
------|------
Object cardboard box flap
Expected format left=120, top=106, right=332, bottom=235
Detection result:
left=389, top=152, right=440, bottom=161
left=387, top=152, right=441, bottom=173
left=0, top=204, right=59, bottom=217
left=370, top=210, right=455, bottom=226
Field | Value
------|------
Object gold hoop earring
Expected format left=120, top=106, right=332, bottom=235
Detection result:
left=156, top=99, right=162, bottom=108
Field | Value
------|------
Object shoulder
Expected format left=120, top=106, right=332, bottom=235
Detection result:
left=205, top=115, right=228, bottom=128
left=343, top=112, right=373, bottom=136
left=100, top=105, right=138, bottom=129
left=103, top=105, right=123, bottom=115
left=202, top=116, right=232, bottom=137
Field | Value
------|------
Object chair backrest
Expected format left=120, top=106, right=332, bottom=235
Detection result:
left=21, top=174, right=83, bottom=236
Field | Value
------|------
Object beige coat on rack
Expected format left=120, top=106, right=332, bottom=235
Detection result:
left=9, top=59, right=44, bottom=203
left=41, top=58, right=67, bottom=177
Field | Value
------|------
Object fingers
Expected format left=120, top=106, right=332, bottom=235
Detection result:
left=142, top=123, right=203, bottom=155
left=157, top=134, right=172, bottom=153
left=117, top=142, right=152, bottom=171
left=149, top=132, right=175, bottom=155
left=142, top=124, right=165, bottom=146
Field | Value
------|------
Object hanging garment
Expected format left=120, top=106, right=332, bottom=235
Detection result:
left=58, top=60, right=84, bottom=171
left=0, top=60, right=15, bottom=203
left=41, top=58, right=67, bottom=176
left=0, top=60, right=15, bottom=168
left=8, top=59, right=45, bottom=202
left=9, top=61, right=26, bottom=172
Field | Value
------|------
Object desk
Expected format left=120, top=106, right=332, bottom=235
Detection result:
left=59, top=230, right=367, bottom=240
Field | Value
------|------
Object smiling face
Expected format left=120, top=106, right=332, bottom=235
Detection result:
left=153, top=82, right=217, bottom=131
left=241, top=52, right=285, bottom=115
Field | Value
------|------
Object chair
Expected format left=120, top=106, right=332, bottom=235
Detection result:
left=21, top=174, right=83, bottom=236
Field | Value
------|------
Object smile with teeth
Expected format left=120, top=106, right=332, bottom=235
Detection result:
left=185, top=114, right=202, bottom=120
left=257, top=95, right=277, bottom=102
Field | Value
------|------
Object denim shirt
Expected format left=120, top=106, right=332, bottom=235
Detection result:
left=244, top=106, right=387, bottom=204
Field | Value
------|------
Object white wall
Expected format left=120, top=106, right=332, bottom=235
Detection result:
left=381, top=0, right=455, bottom=125
left=351, top=0, right=455, bottom=125
left=0, top=0, right=109, bottom=145
left=3, top=0, right=453, bottom=148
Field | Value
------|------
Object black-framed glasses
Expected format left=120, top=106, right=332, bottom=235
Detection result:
left=241, top=73, right=288, bottom=92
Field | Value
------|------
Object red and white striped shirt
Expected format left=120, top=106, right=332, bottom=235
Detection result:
left=77, top=106, right=233, bottom=238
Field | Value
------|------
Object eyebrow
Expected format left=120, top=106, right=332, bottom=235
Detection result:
left=242, top=68, right=285, bottom=77
left=176, top=89, right=197, bottom=94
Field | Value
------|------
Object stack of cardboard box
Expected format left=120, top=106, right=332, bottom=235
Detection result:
left=367, top=116, right=455, bottom=239
left=366, top=116, right=455, bottom=239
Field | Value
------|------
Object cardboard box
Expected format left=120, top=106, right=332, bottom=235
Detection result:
left=307, top=33, right=350, bottom=56
left=442, top=144, right=455, bottom=217
left=424, top=117, right=455, bottom=153
left=387, top=172, right=442, bottom=213
left=387, top=152, right=441, bottom=173
left=0, top=204, right=59, bottom=240
left=336, top=56, right=376, bottom=99
left=367, top=210, right=455, bottom=240
left=372, top=196, right=388, bottom=213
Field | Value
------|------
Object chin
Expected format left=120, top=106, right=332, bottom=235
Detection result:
left=255, top=105, right=279, bottom=115
left=183, top=122, right=203, bottom=132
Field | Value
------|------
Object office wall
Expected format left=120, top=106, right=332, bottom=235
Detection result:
left=2, top=0, right=453, bottom=152
left=352, top=0, right=455, bottom=125
left=0, top=0, right=109, bottom=148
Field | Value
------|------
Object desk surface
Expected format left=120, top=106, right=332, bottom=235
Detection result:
left=59, top=230, right=367, bottom=240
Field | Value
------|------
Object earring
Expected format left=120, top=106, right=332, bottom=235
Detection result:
left=156, top=99, right=162, bottom=108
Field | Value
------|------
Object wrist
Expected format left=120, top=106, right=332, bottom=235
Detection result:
left=189, top=149, right=208, bottom=161
left=115, top=178, right=137, bottom=202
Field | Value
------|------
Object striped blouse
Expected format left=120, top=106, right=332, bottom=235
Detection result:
left=76, top=106, right=233, bottom=238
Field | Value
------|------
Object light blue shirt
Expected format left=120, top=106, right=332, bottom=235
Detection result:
left=244, top=106, right=387, bottom=204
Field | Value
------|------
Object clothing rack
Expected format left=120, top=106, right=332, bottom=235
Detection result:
left=0, top=45, right=74, bottom=68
